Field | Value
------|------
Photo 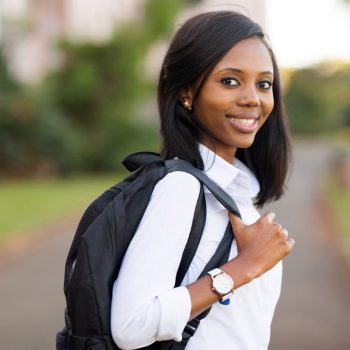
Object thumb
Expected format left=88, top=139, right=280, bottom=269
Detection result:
left=228, top=211, right=245, bottom=231
left=259, top=211, right=276, bottom=224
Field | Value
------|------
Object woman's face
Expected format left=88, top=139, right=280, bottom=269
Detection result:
left=185, top=37, right=274, bottom=163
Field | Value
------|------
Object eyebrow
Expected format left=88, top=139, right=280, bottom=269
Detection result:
left=214, top=67, right=274, bottom=76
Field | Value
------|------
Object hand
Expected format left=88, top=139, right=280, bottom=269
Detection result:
left=228, top=212, right=295, bottom=279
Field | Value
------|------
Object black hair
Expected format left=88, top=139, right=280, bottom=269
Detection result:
left=158, top=11, right=292, bottom=207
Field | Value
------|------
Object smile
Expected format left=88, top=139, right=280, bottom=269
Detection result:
left=226, top=115, right=259, bottom=133
left=232, top=118, right=256, bottom=126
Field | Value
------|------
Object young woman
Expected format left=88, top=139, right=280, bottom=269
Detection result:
left=111, top=11, right=294, bottom=350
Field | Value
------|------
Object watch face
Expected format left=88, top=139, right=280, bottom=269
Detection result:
left=213, top=274, right=233, bottom=294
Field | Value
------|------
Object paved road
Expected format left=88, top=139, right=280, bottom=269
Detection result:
left=1, top=141, right=350, bottom=349
left=0, top=219, right=76, bottom=350
left=268, top=141, right=350, bottom=350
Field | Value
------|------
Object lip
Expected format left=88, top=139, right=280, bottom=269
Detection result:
left=225, top=113, right=260, bottom=133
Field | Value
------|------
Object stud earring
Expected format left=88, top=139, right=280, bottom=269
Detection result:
left=183, top=100, right=193, bottom=112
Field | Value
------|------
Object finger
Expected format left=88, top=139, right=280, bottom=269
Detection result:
left=281, top=228, right=288, bottom=238
left=228, top=211, right=245, bottom=230
left=287, top=237, right=295, bottom=248
left=261, top=211, right=276, bottom=224
left=274, top=223, right=282, bottom=231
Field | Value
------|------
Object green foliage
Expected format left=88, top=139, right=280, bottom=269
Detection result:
left=0, top=54, right=55, bottom=175
left=284, top=63, right=350, bottom=134
left=144, top=0, right=183, bottom=39
left=0, top=0, right=183, bottom=176
left=41, top=0, right=184, bottom=173
left=325, top=169, right=350, bottom=256
left=0, top=78, right=78, bottom=176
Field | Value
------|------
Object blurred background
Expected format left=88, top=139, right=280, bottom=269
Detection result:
left=0, top=0, right=349, bottom=349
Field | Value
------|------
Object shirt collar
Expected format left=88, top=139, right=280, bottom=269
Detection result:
left=198, top=143, right=260, bottom=199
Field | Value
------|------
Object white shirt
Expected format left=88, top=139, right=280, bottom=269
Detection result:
left=111, top=144, right=282, bottom=350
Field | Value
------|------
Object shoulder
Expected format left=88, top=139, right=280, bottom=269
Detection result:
left=152, top=171, right=201, bottom=201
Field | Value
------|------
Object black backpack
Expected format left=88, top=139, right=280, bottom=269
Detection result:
left=56, top=152, right=241, bottom=350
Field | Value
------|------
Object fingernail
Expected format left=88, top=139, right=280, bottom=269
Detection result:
left=281, top=228, right=288, bottom=237
left=289, top=238, right=295, bottom=246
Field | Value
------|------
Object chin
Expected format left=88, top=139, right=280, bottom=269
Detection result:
left=234, top=135, right=256, bottom=149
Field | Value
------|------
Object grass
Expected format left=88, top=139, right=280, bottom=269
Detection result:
left=324, top=141, right=350, bottom=258
left=322, top=129, right=350, bottom=256
left=0, top=174, right=122, bottom=244
left=325, top=174, right=350, bottom=256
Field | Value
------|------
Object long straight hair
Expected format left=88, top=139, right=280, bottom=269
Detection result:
left=158, top=11, right=292, bottom=207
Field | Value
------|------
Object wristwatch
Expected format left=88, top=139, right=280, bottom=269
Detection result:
left=208, top=268, right=234, bottom=304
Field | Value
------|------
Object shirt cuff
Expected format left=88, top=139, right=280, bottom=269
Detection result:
left=156, top=286, right=191, bottom=342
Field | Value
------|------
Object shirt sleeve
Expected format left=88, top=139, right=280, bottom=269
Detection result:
left=111, top=171, right=201, bottom=349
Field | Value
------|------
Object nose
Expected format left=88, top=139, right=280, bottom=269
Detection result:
left=237, top=85, right=261, bottom=107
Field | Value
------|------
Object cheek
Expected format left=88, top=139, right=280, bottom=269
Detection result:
left=262, top=95, right=274, bottom=119
left=195, top=93, right=226, bottom=123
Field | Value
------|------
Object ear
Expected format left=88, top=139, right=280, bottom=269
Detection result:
left=179, top=85, right=195, bottom=110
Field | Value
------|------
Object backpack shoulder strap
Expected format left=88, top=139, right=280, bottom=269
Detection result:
left=163, top=158, right=241, bottom=348
left=122, top=151, right=162, bottom=172
left=175, top=184, right=206, bottom=287
left=123, top=153, right=241, bottom=219
left=165, top=158, right=241, bottom=219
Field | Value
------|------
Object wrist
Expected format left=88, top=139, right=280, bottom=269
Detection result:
left=221, top=256, right=258, bottom=289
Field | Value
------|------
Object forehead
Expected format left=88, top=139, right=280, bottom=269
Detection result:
left=213, top=37, right=273, bottom=74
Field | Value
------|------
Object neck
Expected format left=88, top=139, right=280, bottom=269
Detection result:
left=200, top=138, right=237, bottom=164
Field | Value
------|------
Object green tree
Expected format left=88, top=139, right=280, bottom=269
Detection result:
left=41, top=0, right=184, bottom=172
left=1, top=0, right=186, bottom=176
left=284, top=62, right=350, bottom=134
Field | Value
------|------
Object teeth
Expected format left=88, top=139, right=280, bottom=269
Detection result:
left=232, top=118, right=255, bottom=126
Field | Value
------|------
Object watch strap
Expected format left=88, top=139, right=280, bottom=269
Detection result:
left=207, top=268, right=222, bottom=277
left=221, top=291, right=234, bottom=302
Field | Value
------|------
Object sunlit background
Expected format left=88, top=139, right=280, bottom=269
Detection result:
left=0, top=1, right=349, bottom=349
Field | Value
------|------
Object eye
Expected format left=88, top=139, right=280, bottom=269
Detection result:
left=220, top=77, right=239, bottom=86
left=257, top=80, right=273, bottom=90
